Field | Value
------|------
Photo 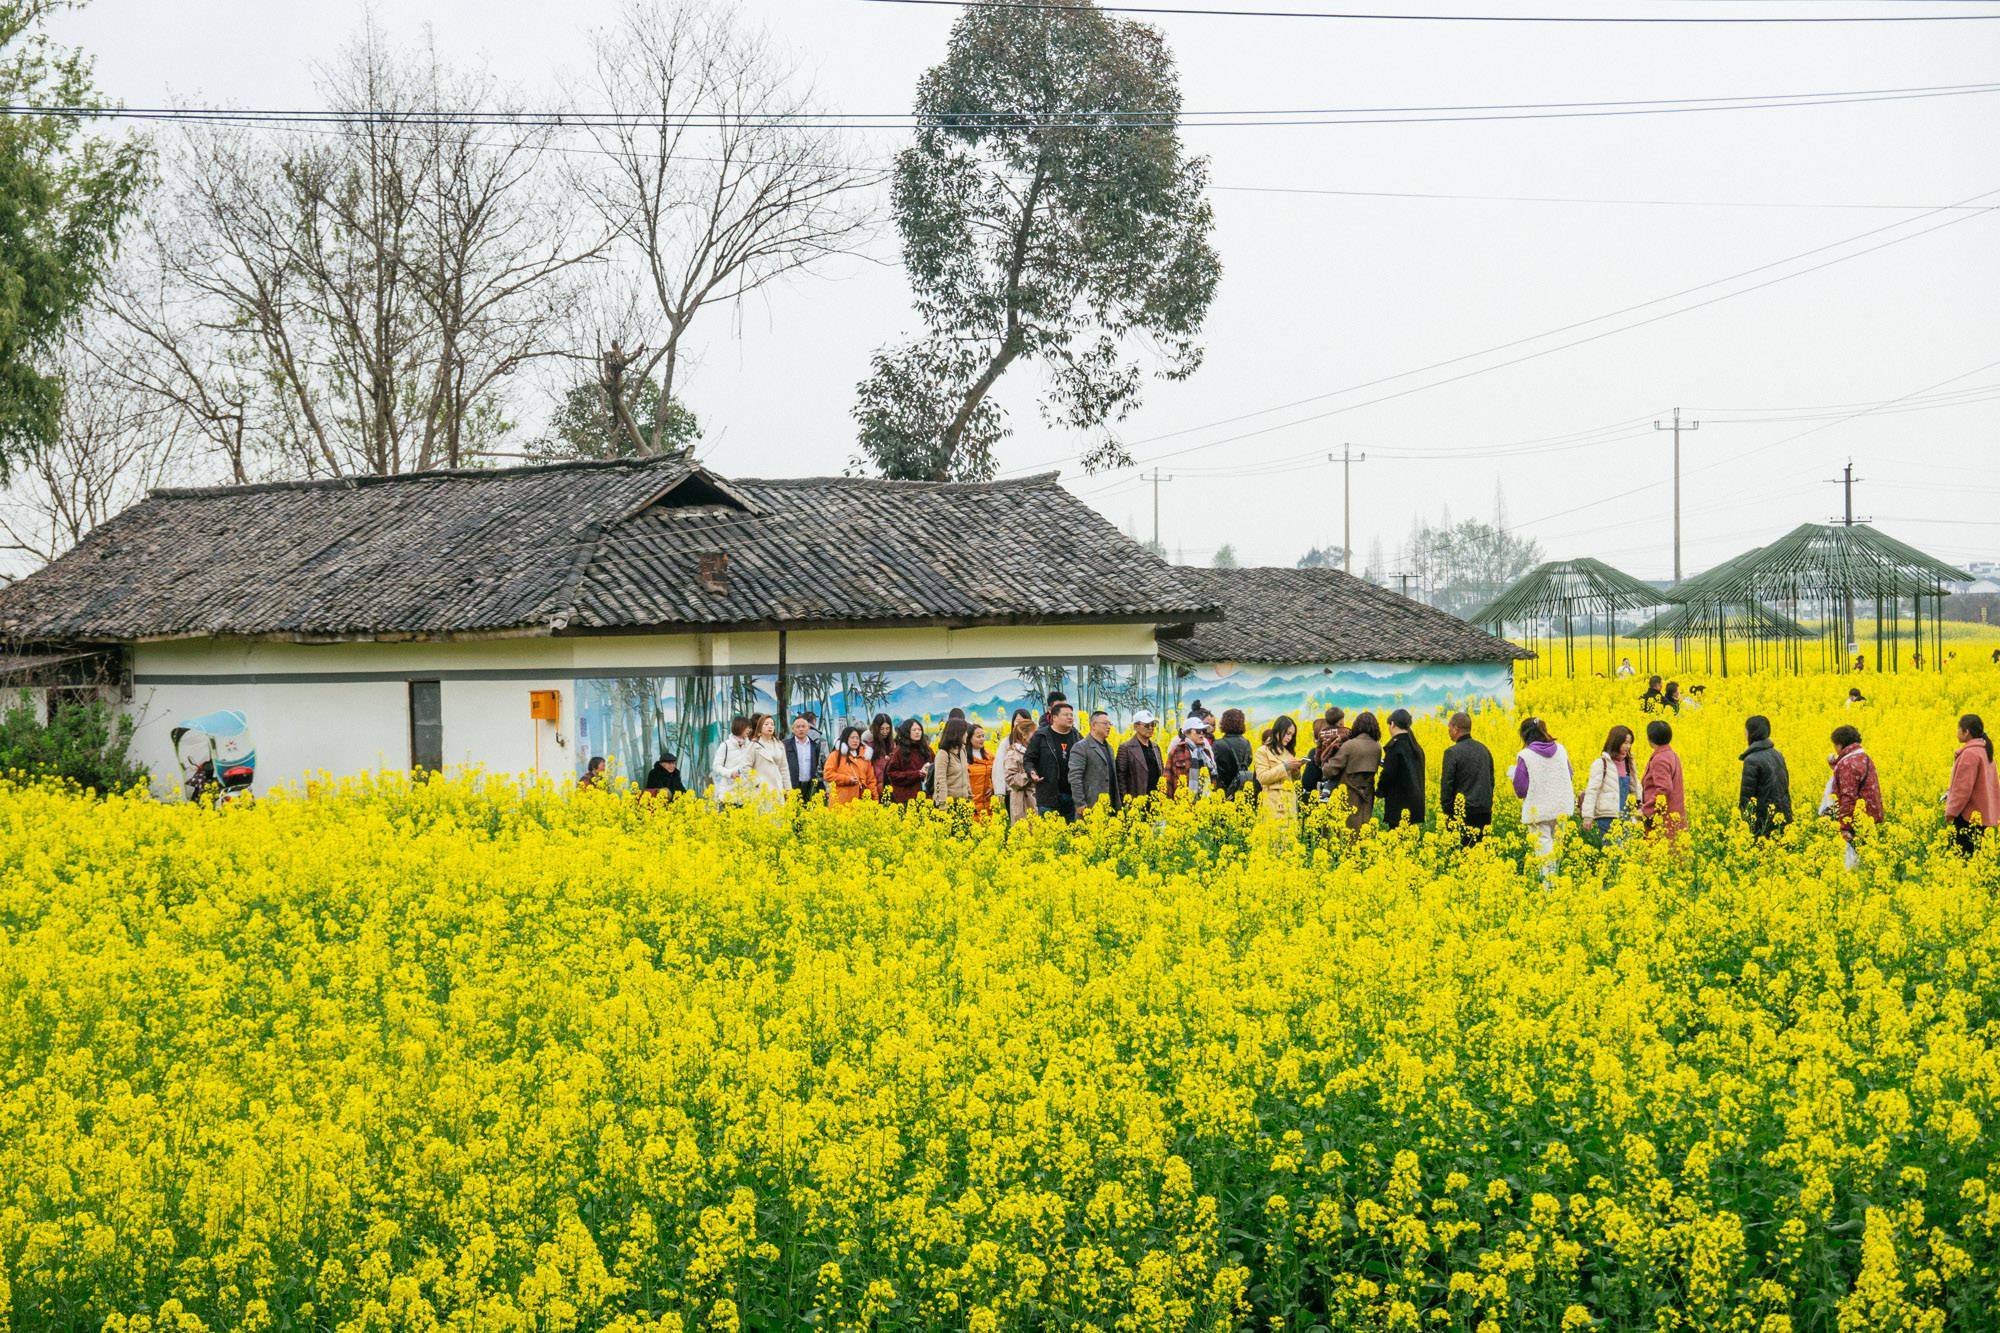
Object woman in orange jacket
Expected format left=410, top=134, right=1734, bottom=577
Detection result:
left=967, top=724, right=995, bottom=816
left=822, top=725, right=880, bottom=808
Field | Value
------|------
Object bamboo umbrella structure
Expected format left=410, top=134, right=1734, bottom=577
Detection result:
left=1471, top=558, right=1674, bottom=677
left=1688, top=523, right=1968, bottom=673
left=1630, top=593, right=1812, bottom=678
left=1652, top=545, right=1781, bottom=678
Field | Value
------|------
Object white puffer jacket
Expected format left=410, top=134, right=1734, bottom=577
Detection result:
left=1579, top=753, right=1632, bottom=820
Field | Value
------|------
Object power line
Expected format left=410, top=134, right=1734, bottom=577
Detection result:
left=1211, top=182, right=1995, bottom=210
left=49, top=100, right=1989, bottom=216
left=1066, top=378, right=2000, bottom=499
left=8, top=78, right=1999, bottom=130
left=1006, top=181, right=2000, bottom=477
left=856, top=0, right=2000, bottom=22
left=1506, top=354, right=2000, bottom=534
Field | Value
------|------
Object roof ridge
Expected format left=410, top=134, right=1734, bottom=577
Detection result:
left=148, top=453, right=692, bottom=501
left=734, top=471, right=1064, bottom=492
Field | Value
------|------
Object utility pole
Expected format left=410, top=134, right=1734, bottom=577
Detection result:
left=1829, top=459, right=1863, bottom=527
left=1142, top=468, right=1173, bottom=551
left=1654, top=408, right=1700, bottom=583
left=1331, top=443, right=1366, bottom=574
left=1826, top=460, right=1871, bottom=657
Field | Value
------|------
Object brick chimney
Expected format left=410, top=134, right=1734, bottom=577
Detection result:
left=697, top=551, right=729, bottom=594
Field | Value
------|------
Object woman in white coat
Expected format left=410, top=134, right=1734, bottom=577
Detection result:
left=1579, top=724, right=1638, bottom=841
left=1510, top=717, right=1575, bottom=870
left=711, top=716, right=756, bottom=804
left=746, top=713, right=790, bottom=800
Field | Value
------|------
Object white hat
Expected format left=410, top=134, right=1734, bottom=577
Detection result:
left=1182, top=715, right=1209, bottom=731
left=1132, top=709, right=1158, bottom=725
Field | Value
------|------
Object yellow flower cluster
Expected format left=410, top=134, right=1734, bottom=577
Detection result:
left=1, top=652, right=1997, bottom=1330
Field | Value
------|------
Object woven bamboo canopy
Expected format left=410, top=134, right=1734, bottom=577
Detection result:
left=1630, top=598, right=1812, bottom=642
left=1472, top=559, right=1674, bottom=677
left=1663, top=523, right=1967, bottom=674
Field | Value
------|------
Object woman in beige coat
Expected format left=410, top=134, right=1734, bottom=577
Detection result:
left=997, top=712, right=1038, bottom=823
left=932, top=717, right=975, bottom=806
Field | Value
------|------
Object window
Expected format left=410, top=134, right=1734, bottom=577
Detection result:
left=409, top=680, right=443, bottom=772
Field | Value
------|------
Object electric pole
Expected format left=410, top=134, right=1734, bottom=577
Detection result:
left=1826, top=460, right=1870, bottom=657
left=1142, top=468, right=1173, bottom=551
left=1828, top=459, right=1863, bottom=527
left=1654, top=408, right=1700, bottom=583
left=1331, top=443, right=1366, bottom=574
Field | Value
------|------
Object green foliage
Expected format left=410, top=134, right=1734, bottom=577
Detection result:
left=854, top=0, right=1220, bottom=481
left=0, top=1, right=146, bottom=472
left=0, top=691, right=146, bottom=792
left=1212, top=543, right=1239, bottom=570
left=1296, top=544, right=1345, bottom=570
left=530, top=377, right=700, bottom=462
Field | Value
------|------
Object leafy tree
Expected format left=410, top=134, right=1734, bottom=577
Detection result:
left=530, top=376, right=699, bottom=461
left=0, top=1, right=146, bottom=472
left=854, top=1, right=1220, bottom=481
left=1296, top=544, right=1345, bottom=570
left=0, top=692, right=146, bottom=792
left=1212, top=544, right=1239, bottom=570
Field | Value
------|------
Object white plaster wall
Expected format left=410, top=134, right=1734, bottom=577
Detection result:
left=127, top=678, right=408, bottom=796
left=440, top=676, right=575, bottom=776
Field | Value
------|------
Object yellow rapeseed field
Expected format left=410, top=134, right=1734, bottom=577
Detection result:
left=3, top=653, right=1999, bottom=1331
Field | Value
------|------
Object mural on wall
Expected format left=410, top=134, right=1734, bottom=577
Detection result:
left=1161, top=660, right=1515, bottom=722
left=577, top=662, right=1168, bottom=780
left=576, top=658, right=1512, bottom=781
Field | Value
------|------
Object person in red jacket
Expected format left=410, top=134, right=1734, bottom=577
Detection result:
left=1945, top=714, right=1999, bottom=856
left=882, top=718, right=933, bottom=806
left=1824, top=724, right=1883, bottom=868
left=1639, top=719, right=1687, bottom=844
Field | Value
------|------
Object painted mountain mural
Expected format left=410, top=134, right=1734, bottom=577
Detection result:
left=1168, top=661, right=1514, bottom=720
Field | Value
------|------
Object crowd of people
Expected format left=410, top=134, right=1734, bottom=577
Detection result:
left=591, top=692, right=2000, bottom=862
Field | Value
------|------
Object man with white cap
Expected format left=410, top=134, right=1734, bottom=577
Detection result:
left=1116, top=708, right=1166, bottom=805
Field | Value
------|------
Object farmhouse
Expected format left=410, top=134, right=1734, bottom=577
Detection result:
left=1157, top=565, right=1530, bottom=717
left=0, top=457, right=1522, bottom=792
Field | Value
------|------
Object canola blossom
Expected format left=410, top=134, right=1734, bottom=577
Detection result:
left=3, top=657, right=2000, bottom=1330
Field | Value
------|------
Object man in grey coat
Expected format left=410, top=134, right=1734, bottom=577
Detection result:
left=1069, top=710, right=1122, bottom=814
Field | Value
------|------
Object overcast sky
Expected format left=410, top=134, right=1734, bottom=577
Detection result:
left=51, top=0, right=2000, bottom=580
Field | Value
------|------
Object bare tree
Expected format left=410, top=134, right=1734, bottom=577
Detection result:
left=133, top=26, right=594, bottom=478
left=101, top=253, right=258, bottom=485
left=574, top=0, right=874, bottom=455
left=0, top=328, right=189, bottom=570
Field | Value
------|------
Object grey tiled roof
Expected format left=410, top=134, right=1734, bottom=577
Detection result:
left=0, top=456, right=1216, bottom=642
left=1157, top=566, right=1532, bottom=666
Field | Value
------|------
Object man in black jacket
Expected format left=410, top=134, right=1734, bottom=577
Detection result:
left=784, top=714, right=825, bottom=800
left=1026, top=701, right=1080, bottom=821
left=1739, top=714, right=1793, bottom=837
left=1377, top=708, right=1426, bottom=830
left=1438, top=711, right=1494, bottom=845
